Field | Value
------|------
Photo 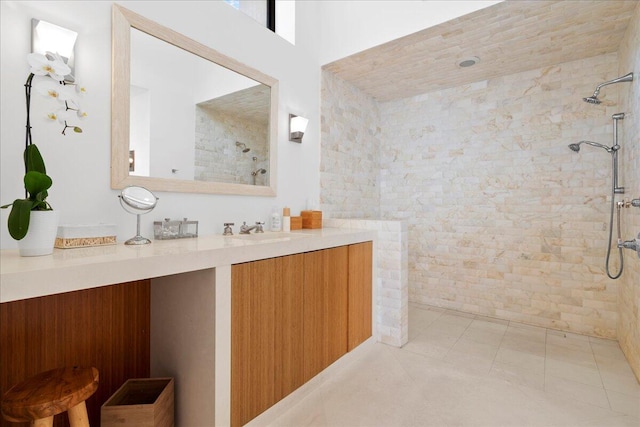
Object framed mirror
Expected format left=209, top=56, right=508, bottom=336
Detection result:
left=111, top=4, right=278, bottom=196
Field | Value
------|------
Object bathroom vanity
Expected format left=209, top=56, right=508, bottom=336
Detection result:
left=0, top=228, right=375, bottom=426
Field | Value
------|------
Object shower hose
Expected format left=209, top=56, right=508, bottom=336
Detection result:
left=606, top=166, right=624, bottom=280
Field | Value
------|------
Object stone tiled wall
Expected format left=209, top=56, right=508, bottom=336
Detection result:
left=324, top=218, right=409, bottom=347
left=378, top=54, right=624, bottom=338
left=617, top=3, right=640, bottom=381
left=321, top=52, right=637, bottom=341
left=320, top=70, right=381, bottom=219
left=194, top=107, right=269, bottom=185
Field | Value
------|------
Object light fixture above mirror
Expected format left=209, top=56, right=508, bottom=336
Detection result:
left=111, top=4, right=278, bottom=196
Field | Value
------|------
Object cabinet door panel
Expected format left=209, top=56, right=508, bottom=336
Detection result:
left=275, top=254, right=304, bottom=401
left=231, top=258, right=277, bottom=427
left=303, top=247, right=348, bottom=382
left=348, top=242, right=373, bottom=351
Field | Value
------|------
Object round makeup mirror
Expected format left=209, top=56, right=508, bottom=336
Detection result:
left=118, top=186, right=158, bottom=245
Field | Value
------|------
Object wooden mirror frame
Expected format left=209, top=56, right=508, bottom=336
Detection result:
left=111, top=4, right=278, bottom=196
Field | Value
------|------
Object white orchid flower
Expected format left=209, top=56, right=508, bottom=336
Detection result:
left=34, top=80, right=77, bottom=102
left=76, top=108, right=88, bottom=119
left=27, top=52, right=70, bottom=82
left=52, top=108, right=75, bottom=124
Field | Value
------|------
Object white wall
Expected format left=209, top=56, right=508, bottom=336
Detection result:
left=315, top=0, right=502, bottom=65
left=0, top=0, right=321, bottom=248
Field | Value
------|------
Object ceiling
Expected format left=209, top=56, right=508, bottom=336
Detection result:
left=323, top=0, right=639, bottom=102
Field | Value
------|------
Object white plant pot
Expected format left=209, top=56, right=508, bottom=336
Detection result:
left=18, top=210, right=60, bottom=257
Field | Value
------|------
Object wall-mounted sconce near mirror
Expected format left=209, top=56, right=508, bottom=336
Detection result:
left=111, top=5, right=278, bottom=196
left=32, top=19, right=77, bottom=82
left=289, top=114, right=309, bottom=143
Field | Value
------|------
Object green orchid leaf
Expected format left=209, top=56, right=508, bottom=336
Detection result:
left=7, top=199, right=35, bottom=240
left=24, top=144, right=47, bottom=174
left=24, top=171, right=52, bottom=197
left=73, top=127, right=83, bottom=133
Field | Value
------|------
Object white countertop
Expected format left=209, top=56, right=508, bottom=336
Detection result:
left=0, top=228, right=376, bottom=303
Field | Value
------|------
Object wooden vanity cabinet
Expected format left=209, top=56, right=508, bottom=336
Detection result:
left=231, top=254, right=304, bottom=427
left=231, top=242, right=372, bottom=426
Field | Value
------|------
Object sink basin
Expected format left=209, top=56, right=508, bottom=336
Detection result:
left=231, top=232, right=311, bottom=241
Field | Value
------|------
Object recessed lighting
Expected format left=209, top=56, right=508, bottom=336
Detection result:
left=457, top=56, right=480, bottom=68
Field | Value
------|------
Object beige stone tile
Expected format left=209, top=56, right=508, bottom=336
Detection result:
left=547, top=330, right=593, bottom=352
left=504, top=323, right=547, bottom=343
left=461, top=326, right=505, bottom=346
left=546, top=343, right=598, bottom=369
left=591, top=340, right=629, bottom=362
left=546, top=357, right=604, bottom=387
left=489, top=361, right=545, bottom=390
left=494, top=347, right=546, bottom=372
left=599, top=369, right=640, bottom=396
left=606, top=389, right=640, bottom=418
left=500, top=335, right=547, bottom=357
left=545, top=375, right=610, bottom=409
left=403, top=330, right=457, bottom=359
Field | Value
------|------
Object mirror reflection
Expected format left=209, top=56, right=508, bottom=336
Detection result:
left=111, top=4, right=278, bottom=196
left=130, top=28, right=270, bottom=186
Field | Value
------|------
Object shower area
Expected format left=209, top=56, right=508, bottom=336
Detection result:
left=320, top=0, right=640, bottom=380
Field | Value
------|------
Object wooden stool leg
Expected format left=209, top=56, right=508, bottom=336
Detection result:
left=30, top=416, right=54, bottom=427
left=67, top=401, right=90, bottom=427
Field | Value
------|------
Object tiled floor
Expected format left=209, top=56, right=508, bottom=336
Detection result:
left=263, top=303, right=640, bottom=426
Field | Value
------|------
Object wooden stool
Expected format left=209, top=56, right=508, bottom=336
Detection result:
left=1, top=366, right=99, bottom=427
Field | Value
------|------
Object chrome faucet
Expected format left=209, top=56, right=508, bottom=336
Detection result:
left=239, top=221, right=265, bottom=234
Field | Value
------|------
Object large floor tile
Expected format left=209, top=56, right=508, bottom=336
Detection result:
left=489, top=361, right=545, bottom=390
left=494, top=346, right=546, bottom=371
left=544, top=375, right=610, bottom=409
left=599, top=369, right=640, bottom=395
left=606, top=389, right=640, bottom=418
left=501, top=335, right=547, bottom=357
left=546, top=343, right=598, bottom=369
left=545, top=358, right=603, bottom=387
left=265, top=305, right=640, bottom=427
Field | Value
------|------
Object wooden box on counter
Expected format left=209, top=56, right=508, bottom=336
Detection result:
left=290, top=216, right=303, bottom=230
left=101, top=377, right=174, bottom=427
left=301, top=211, right=322, bottom=229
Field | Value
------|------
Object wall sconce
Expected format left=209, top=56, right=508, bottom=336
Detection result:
left=31, top=19, right=78, bottom=82
left=129, top=150, right=135, bottom=172
left=289, top=114, right=309, bottom=143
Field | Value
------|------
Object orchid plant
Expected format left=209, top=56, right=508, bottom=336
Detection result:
left=1, top=52, right=87, bottom=240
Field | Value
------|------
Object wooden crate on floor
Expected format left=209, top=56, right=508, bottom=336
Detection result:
left=101, top=377, right=174, bottom=427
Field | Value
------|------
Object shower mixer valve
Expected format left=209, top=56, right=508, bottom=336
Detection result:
left=618, top=199, right=640, bottom=209
left=617, top=233, right=640, bottom=260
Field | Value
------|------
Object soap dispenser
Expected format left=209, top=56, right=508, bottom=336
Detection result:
left=271, top=206, right=281, bottom=232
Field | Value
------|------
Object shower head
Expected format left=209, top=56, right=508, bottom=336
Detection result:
left=583, top=72, right=634, bottom=105
left=582, top=96, right=601, bottom=105
left=252, top=168, right=267, bottom=176
left=568, top=140, right=613, bottom=153
left=236, top=141, right=250, bottom=153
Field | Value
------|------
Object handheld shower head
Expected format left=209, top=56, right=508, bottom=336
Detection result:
left=568, top=140, right=613, bottom=153
left=583, top=72, right=634, bottom=104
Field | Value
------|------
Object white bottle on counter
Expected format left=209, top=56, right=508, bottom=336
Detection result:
left=282, top=207, right=291, bottom=232
left=271, top=206, right=281, bottom=231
